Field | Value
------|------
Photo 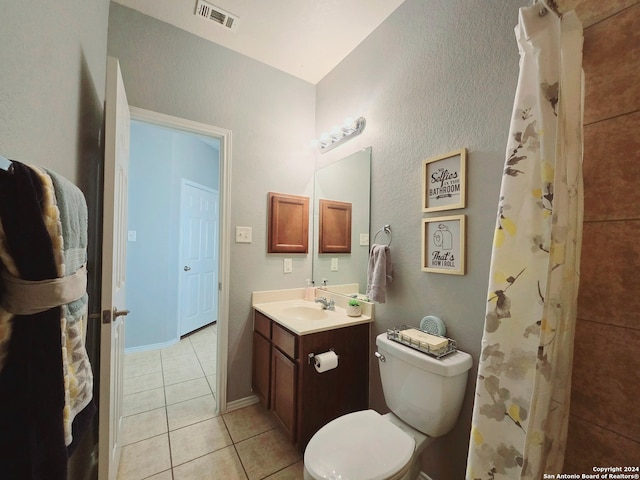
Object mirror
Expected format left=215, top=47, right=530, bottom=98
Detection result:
left=312, top=147, right=371, bottom=295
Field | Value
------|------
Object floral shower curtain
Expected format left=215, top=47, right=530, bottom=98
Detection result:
left=466, top=5, right=583, bottom=480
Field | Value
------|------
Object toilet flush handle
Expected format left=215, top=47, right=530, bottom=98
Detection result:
left=375, top=351, right=386, bottom=362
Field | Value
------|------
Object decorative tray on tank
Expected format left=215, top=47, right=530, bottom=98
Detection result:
left=387, top=325, right=457, bottom=359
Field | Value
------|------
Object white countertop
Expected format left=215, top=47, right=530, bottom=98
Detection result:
left=252, top=288, right=373, bottom=335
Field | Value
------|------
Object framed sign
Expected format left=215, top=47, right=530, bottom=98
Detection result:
left=422, top=215, right=466, bottom=275
left=422, top=148, right=467, bottom=212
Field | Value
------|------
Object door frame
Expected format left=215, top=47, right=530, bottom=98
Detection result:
left=129, top=106, right=231, bottom=414
left=178, top=179, right=219, bottom=338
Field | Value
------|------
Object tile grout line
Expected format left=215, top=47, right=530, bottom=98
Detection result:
left=160, top=346, right=177, bottom=480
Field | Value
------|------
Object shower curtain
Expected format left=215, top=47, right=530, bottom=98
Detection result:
left=466, top=5, right=583, bottom=480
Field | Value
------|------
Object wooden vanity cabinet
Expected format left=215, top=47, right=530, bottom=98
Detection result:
left=252, top=309, right=369, bottom=452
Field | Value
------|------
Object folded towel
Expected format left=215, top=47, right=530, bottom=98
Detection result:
left=0, top=161, right=95, bottom=478
left=366, top=244, right=393, bottom=303
left=41, top=167, right=93, bottom=449
left=0, top=161, right=68, bottom=478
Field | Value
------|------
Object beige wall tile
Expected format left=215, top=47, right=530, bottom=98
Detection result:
left=565, top=414, right=640, bottom=472
left=583, top=4, right=640, bottom=124
left=570, top=320, right=640, bottom=442
left=583, top=111, right=640, bottom=221
left=577, top=220, right=640, bottom=327
left=558, top=0, right=640, bottom=27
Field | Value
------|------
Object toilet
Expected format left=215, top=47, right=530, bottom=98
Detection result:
left=304, top=332, right=473, bottom=480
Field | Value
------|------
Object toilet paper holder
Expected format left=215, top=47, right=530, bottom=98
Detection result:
left=308, top=348, right=338, bottom=365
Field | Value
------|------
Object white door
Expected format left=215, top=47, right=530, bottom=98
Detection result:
left=179, top=180, right=219, bottom=336
left=99, top=57, right=130, bottom=480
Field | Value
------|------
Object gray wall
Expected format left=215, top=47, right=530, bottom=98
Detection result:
left=0, top=1, right=111, bottom=478
left=126, top=121, right=219, bottom=350
left=107, top=3, right=317, bottom=401
left=315, top=0, right=528, bottom=478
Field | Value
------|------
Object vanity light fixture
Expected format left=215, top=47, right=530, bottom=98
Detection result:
left=312, top=116, right=366, bottom=153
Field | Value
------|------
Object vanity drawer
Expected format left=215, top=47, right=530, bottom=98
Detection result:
left=254, top=311, right=272, bottom=339
left=272, top=322, right=296, bottom=359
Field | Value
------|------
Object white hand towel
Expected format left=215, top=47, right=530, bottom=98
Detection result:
left=366, top=244, right=392, bottom=303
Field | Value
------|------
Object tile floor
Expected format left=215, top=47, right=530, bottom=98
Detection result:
left=118, top=324, right=304, bottom=480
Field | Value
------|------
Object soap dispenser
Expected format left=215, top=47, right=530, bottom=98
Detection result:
left=305, top=279, right=315, bottom=301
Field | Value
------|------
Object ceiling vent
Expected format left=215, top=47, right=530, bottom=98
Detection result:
left=195, top=0, right=239, bottom=31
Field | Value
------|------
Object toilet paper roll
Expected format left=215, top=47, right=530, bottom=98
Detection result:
left=314, top=351, right=339, bottom=373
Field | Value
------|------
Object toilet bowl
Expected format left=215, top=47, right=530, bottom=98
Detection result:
left=303, top=410, right=433, bottom=480
left=303, top=332, right=472, bottom=480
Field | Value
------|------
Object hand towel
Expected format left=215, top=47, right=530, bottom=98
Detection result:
left=366, top=244, right=393, bottom=303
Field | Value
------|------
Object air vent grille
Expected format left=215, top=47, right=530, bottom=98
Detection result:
left=195, top=0, right=239, bottom=31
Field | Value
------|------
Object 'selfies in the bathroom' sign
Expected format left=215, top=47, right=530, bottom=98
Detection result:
left=422, top=149, right=467, bottom=213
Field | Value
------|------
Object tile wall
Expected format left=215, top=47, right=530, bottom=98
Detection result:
left=560, top=0, right=640, bottom=472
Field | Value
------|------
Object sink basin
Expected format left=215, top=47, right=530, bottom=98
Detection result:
left=281, top=305, right=329, bottom=321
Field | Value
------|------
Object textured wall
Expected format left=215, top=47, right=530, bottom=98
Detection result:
left=0, top=0, right=110, bottom=186
left=0, top=2, right=111, bottom=478
left=315, top=0, right=528, bottom=477
left=107, top=3, right=317, bottom=401
left=562, top=0, right=640, bottom=472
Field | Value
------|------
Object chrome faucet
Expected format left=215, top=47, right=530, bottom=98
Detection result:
left=314, top=296, right=335, bottom=311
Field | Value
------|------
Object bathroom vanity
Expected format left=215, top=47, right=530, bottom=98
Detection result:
left=252, top=290, right=373, bottom=451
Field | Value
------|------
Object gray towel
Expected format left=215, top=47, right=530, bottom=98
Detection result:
left=366, top=244, right=392, bottom=303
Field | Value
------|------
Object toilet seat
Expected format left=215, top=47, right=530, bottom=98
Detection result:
left=304, top=410, right=415, bottom=480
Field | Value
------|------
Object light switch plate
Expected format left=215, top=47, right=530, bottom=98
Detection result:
left=236, top=226, right=252, bottom=243
left=128, top=230, right=137, bottom=242
left=283, top=258, right=293, bottom=273
left=331, top=258, right=339, bottom=271
left=360, top=233, right=369, bottom=246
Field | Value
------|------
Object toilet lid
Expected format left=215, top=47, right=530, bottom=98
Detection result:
left=304, top=410, right=415, bottom=480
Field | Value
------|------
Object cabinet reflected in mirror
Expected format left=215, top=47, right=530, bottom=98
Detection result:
left=312, top=147, right=371, bottom=294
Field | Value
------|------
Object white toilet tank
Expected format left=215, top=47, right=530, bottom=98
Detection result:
left=376, top=332, right=472, bottom=437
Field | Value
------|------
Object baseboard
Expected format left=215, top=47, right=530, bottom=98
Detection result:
left=226, top=394, right=260, bottom=412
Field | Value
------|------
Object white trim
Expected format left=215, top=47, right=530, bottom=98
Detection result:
left=129, top=106, right=232, bottom=416
left=226, top=395, right=260, bottom=412
left=417, top=472, right=433, bottom=480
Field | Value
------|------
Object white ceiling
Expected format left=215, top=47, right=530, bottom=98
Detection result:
left=113, top=0, right=406, bottom=84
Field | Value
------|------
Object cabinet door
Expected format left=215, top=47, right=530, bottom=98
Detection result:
left=252, top=331, right=271, bottom=408
left=271, top=348, right=297, bottom=440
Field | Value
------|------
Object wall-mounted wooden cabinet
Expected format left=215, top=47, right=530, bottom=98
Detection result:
left=252, top=310, right=369, bottom=451
left=268, top=192, right=309, bottom=253
left=318, top=199, right=352, bottom=253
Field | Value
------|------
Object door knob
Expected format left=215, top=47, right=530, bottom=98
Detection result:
left=113, top=308, right=130, bottom=318
left=184, top=266, right=191, bottom=271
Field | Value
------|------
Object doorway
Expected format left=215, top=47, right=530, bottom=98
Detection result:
left=127, top=107, right=231, bottom=414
